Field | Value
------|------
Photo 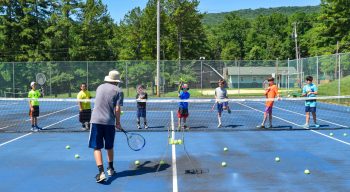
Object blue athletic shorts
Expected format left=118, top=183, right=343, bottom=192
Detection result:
left=217, top=102, right=228, bottom=113
left=305, top=106, right=316, bottom=113
left=89, top=124, right=116, bottom=150
left=137, top=108, right=146, bottom=118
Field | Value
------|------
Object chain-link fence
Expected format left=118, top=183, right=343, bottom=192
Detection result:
left=1, top=52, right=349, bottom=98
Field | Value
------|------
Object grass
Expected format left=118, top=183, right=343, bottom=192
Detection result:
left=318, top=75, right=350, bottom=96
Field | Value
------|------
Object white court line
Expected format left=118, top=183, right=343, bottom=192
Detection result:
left=121, top=109, right=252, bottom=113
left=0, top=126, right=9, bottom=130
left=0, top=114, right=78, bottom=148
left=0, top=106, right=77, bottom=131
left=27, top=105, right=77, bottom=121
left=270, top=103, right=348, bottom=128
left=238, top=102, right=350, bottom=146
left=171, top=111, right=178, bottom=192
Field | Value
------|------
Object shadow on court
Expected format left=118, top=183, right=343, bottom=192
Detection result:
left=102, top=161, right=171, bottom=185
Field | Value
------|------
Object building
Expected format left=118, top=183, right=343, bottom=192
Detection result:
left=224, top=66, right=298, bottom=88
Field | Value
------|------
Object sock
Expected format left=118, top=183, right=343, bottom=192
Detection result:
left=108, top=162, right=114, bottom=170
left=218, top=117, right=222, bottom=124
left=98, top=165, right=104, bottom=173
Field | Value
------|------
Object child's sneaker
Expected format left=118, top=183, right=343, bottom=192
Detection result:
left=35, top=125, right=43, bottom=130
left=314, top=124, right=320, bottom=128
left=217, top=123, right=222, bottom=128
left=256, top=125, right=265, bottom=129
left=107, top=167, right=115, bottom=176
left=95, top=172, right=106, bottom=183
left=144, top=124, right=148, bottom=129
left=137, top=124, right=141, bottom=129
left=302, top=124, right=309, bottom=128
left=30, top=125, right=37, bottom=132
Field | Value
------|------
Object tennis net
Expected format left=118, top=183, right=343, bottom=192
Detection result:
left=0, top=96, right=349, bottom=133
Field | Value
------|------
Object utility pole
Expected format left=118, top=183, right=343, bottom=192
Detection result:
left=156, top=0, right=160, bottom=97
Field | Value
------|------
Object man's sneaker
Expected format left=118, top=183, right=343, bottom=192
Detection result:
left=268, top=125, right=273, bottom=128
left=314, top=124, right=320, bottom=128
left=256, top=125, right=265, bottom=129
left=35, top=126, right=43, bottom=130
left=227, top=108, right=231, bottom=114
left=303, top=124, right=310, bottom=128
left=107, top=167, right=115, bottom=176
left=217, top=123, right=222, bottom=128
left=95, top=172, right=106, bottom=183
left=137, top=124, right=141, bottom=129
left=183, top=125, right=189, bottom=130
left=144, top=124, right=149, bottom=129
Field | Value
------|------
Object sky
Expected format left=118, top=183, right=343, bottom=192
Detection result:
left=103, top=0, right=321, bottom=22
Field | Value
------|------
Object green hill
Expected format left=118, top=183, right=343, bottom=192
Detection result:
left=202, top=5, right=320, bottom=26
left=318, top=75, right=350, bottom=96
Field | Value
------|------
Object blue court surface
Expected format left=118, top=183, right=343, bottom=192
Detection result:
left=1, top=98, right=350, bottom=191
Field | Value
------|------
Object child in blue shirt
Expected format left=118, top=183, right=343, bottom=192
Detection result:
left=178, top=83, right=190, bottom=130
left=302, top=76, right=319, bottom=128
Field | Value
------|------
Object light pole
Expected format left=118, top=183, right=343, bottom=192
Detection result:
left=156, top=0, right=160, bottom=97
left=199, top=57, right=205, bottom=94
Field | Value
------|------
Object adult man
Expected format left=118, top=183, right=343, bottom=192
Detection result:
left=88, top=70, right=123, bottom=183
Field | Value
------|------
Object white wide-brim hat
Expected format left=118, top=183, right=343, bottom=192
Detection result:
left=30, top=82, right=36, bottom=87
left=104, top=70, right=122, bottom=83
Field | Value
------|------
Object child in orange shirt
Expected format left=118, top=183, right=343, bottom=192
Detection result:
left=257, top=77, right=280, bottom=129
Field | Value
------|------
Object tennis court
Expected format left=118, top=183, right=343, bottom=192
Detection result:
left=1, top=97, right=350, bottom=191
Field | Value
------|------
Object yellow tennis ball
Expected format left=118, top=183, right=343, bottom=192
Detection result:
left=304, top=169, right=310, bottom=174
left=275, top=157, right=280, bottom=162
left=159, top=160, right=165, bottom=165
left=120, top=111, right=124, bottom=115
left=344, top=133, right=348, bottom=137
left=177, top=139, right=183, bottom=144
left=223, top=147, right=228, bottom=152
left=329, top=133, right=334, bottom=136
left=221, top=162, right=227, bottom=167
left=65, top=145, right=70, bottom=149
left=135, top=160, right=140, bottom=165
left=74, top=154, right=80, bottom=159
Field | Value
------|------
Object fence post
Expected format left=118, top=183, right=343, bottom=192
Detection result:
left=338, top=53, right=341, bottom=97
left=12, top=62, right=15, bottom=97
left=86, top=61, right=89, bottom=89
left=316, top=56, right=319, bottom=85
left=287, top=58, right=290, bottom=93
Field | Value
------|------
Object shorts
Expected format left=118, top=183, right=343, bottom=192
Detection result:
left=137, top=108, right=147, bottom=118
left=177, top=108, right=189, bottom=118
left=264, top=106, right=273, bottom=113
left=305, top=106, right=316, bottom=113
left=88, top=124, right=116, bottom=150
left=29, top=106, right=40, bottom=117
left=79, top=109, right=91, bottom=123
left=217, top=102, right=229, bottom=113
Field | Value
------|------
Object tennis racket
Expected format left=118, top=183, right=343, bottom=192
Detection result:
left=36, top=73, right=46, bottom=97
left=121, top=129, right=146, bottom=151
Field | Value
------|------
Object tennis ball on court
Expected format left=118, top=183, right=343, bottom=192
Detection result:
left=221, top=162, right=227, bottom=167
left=329, top=133, right=334, bottom=136
left=223, top=147, right=228, bottom=152
left=177, top=139, right=183, bottom=144
left=275, top=157, right=280, bottom=162
left=65, top=145, right=70, bottom=149
left=75, top=154, right=80, bottom=159
left=344, top=133, right=348, bottom=137
left=120, top=111, right=124, bottom=115
left=159, top=160, right=165, bottom=165
left=135, top=160, right=140, bottom=165
left=304, top=169, right=310, bottom=174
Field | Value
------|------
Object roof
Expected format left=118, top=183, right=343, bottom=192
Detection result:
left=226, top=67, right=297, bottom=75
